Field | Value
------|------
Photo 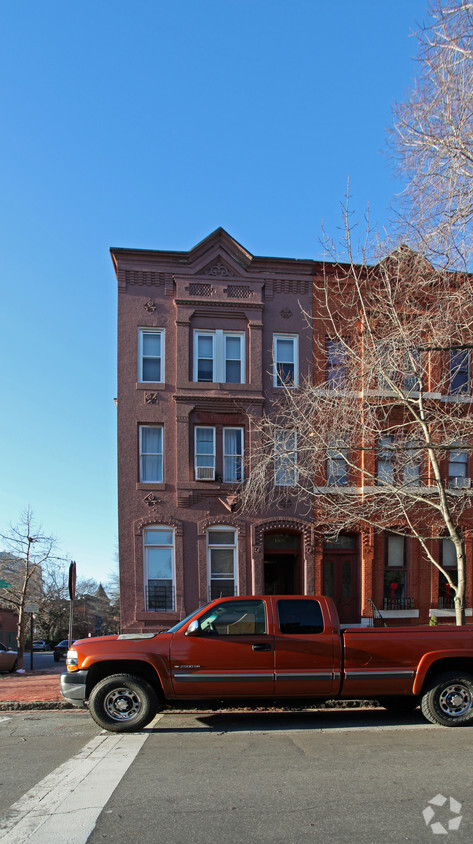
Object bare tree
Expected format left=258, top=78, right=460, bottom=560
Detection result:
left=0, top=508, right=64, bottom=666
left=240, top=230, right=473, bottom=625
left=390, top=0, right=473, bottom=268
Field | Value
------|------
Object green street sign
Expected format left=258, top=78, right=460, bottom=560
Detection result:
left=0, top=580, right=11, bottom=588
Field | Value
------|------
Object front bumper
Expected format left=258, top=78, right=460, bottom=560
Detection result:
left=60, top=670, right=88, bottom=706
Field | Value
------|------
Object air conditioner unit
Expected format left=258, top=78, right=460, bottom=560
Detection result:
left=196, top=466, right=215, bottom=481
left=449, top=476, right=471, bottom=489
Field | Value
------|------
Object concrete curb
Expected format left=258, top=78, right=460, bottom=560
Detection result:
left=0, top=699, right=379, bottom=713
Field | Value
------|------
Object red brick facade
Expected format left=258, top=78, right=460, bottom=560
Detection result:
left=112, top=230, right=472, bottom=630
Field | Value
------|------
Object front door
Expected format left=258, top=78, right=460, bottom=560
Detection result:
left=323, top=537, right=360, bottom=624
left=170, top=598, right=274, bottom=697
left=264, top=531, right=301, bottom=594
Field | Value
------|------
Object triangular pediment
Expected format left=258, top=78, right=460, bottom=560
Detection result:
left=187, top=228, right=253, bottom=277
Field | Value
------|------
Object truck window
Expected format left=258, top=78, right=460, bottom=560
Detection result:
left=199, top=600, right=267, bottom=635
left=277, top=599, right=324, bottom=634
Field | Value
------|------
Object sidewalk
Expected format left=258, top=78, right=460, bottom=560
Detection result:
left=0, top=664, right=81, bottom=710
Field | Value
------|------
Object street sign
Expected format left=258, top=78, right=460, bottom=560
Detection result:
left=0, top=579, right=11, bottom=588
left=25, top=602, right=39, bottom=614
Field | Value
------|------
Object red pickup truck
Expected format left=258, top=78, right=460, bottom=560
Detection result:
left=60, top=595, right=473, bottom=732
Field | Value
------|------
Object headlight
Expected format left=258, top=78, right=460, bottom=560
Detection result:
left=67, top=649, right=78, bottom=659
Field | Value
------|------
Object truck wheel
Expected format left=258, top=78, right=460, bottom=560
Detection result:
left=421, top=672, right=473, bottom=727
left=88, top=673, right=162, bottom=732
left=378, top=696, right=419, bottom=715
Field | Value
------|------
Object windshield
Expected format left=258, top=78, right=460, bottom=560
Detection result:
left=167, top=604, right=210, bottom=634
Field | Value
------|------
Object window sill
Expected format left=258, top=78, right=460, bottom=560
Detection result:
left=136, top=382, right=166, bottom=390
left=429, top=608, right=472, bottom=617
left=379, top=610, right=419, bottom=618
left=136, top=483, right=166, bottom=491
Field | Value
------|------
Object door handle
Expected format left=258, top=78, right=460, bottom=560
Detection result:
left=252, top=643, right=272, bottom=651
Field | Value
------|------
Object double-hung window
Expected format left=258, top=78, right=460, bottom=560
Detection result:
left=273, top=334, right=298, bottom=387
left=195, top=427, right=216, bottom=480
left=223, top=428, right=244, bottom=482
left=439, top=538, right=457, bottom=608
left=207, top=528, right=237, bottom=599
left=377, top=435, right=395, bottom=485
left=383, top=534, right=406, bottom=609
left=138, top=328, right=164, bottom=383
left=139, top=426, right=163, bottom=482
left=403, top=439, right=421, bottom=486
left=448, top=443, right=469, bottom=488
left=144, top=527, right=175, bottom=611
left=449, top=348, right=470, bottom=395
left=326, top=339, right=347, bottom=388
left=194, top=330, right=245, bottom=383
left=274, top=429, right=297, bottom=486
left=195, top=426, right=244, bottom=482
left=327, top=438, right=348, bottom=486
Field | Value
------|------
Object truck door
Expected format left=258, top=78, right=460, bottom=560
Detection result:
left=170, top=598, right=274, bottom=697
left=273, top=598, right=338, bottom=697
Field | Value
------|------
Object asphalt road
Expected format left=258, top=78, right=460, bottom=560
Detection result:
left=1, top=708, right=472, bottom=843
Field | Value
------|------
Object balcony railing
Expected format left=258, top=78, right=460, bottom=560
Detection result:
left=382, top=597, right=415, bottom=611
left=437, top=597, right=469, bottom=609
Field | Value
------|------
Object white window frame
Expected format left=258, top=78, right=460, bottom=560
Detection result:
left=143, top=526, right=175, bottom=612
left=139, top=425, right=163, bottom=483
left=206, top=527, right=238, bottom=600
left=274, top=429, right=297, bottom=486
left=193, top=330, right=245, bottom=384
left=448, top=443, right=469, bottom=487
left=138, top=328, right=165, bottom=383
left=273, top=334, right=299, bottom=387
left=223, top=427, right=244, bottom=483
left=195, top=426, right=216, bottom=480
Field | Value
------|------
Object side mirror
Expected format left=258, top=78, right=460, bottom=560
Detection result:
left=185, top=619, right=200, bottom=636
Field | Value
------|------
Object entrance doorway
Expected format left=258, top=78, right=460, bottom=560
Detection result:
left=323, top=535, right=360, bottom=624
left=263, top=532, right=301, bottom=594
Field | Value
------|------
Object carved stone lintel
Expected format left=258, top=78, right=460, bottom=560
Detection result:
left=145, top=392, right=158, bottom=404
left=143, top=493, right=161, bottom=507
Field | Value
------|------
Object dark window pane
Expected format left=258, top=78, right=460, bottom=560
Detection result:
left=143, top=358, right=161, bottom=381
left=277, top=599, right=324, bottom=634
left=225, top=360, right=241, bottom=383
left=276, top=362, right=294, bottom=386
left=198, top=359, right=213, bottom=381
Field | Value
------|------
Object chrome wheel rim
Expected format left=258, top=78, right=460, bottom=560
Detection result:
left=104, top=687, right=142, bottom=721
left=439, top=683, right=472, bottom=718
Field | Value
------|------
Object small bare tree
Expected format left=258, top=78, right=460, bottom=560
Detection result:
left=240, top=233, right=473, bottom=625
left=0, top=508, right=63, bottom=667
left=390, top=0, right=473, bottom=269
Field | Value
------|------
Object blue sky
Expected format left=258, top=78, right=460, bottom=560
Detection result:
left=0, top=0, right=427, bottom=584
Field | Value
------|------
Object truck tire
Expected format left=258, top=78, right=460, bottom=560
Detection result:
left=88, top=673, right=162, bottom=732
left=421, top=672, right=473, bottom=727
left=377, top=696, right=419, bottom=715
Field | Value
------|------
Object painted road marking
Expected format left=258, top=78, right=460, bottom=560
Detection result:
left=0, top=714, right=164, bottom=843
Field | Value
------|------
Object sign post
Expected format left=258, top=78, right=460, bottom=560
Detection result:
left=25, top=602, right=40, bottom=670
left=68, top=561, right=77, bottom=647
